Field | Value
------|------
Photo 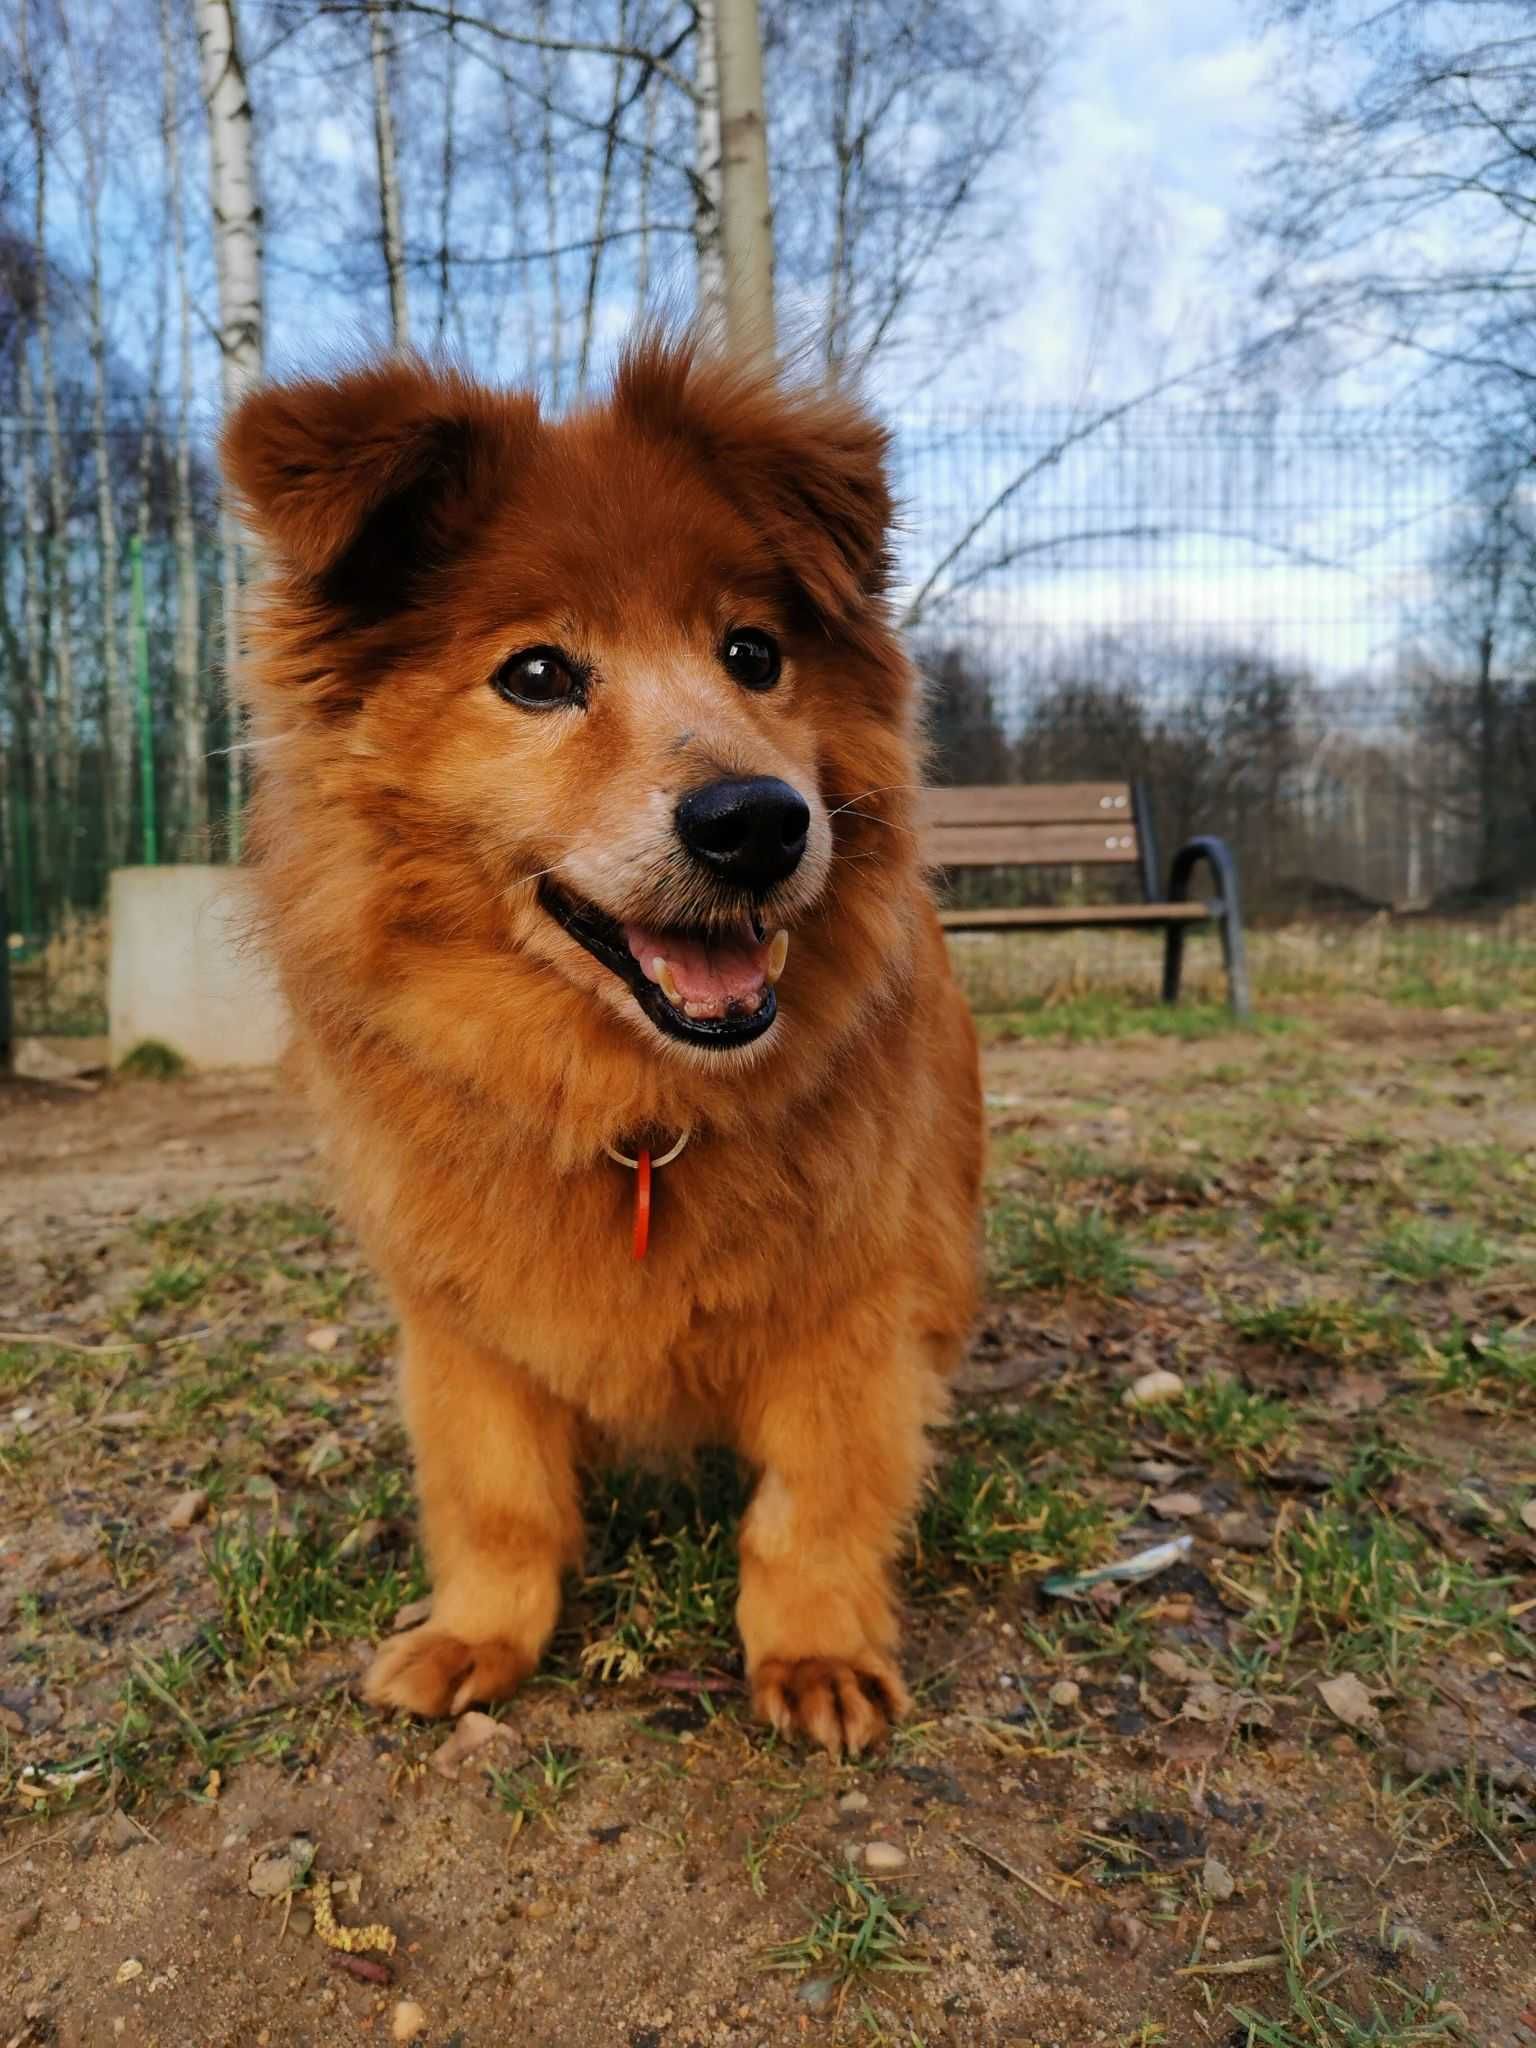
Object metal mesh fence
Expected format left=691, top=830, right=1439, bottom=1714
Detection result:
left=4, top=403, right=1533, bottom=986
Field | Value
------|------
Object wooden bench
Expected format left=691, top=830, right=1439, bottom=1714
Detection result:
left=921, top=781, right=1250, bottom=1018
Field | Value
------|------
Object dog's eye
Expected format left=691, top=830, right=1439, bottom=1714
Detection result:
left=719, top=628, right=781, bottom=692
left=492, top=647, right=584, bottom=710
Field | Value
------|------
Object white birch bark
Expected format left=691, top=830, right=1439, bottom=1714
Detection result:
left=22, top=0, right=78, bottom=890
left=691, top=0, right=726, bottom=337
left=163, top=0, right=206, bottom=853
left=14, top=340, right=51, bottom=909
left=578, top=0, right=630, bottom=389
left=367, top=0, right=410, bottom=346
left=76, top=79, right=129, bottom=870
left=195, top=0, right=264, bottom=851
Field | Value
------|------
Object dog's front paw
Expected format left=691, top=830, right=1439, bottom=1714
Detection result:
left=362, top=1624, right=535, bottom=1719
left=751, top=1651, right=911, bottom=1759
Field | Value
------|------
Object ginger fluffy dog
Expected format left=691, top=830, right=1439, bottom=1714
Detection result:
left=221, top=337, right=984, bottom=1757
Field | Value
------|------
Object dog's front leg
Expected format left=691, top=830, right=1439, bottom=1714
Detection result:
left=364, top=1310, right=583, bottom=1719
left=734, top=1323, right=929, bottom=1758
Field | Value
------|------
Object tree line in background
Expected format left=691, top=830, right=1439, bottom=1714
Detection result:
left=1, top=0, right=1536, bottom=938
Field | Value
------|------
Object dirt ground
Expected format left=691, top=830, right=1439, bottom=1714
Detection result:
left=2, top=998, right=1535, bottom=2048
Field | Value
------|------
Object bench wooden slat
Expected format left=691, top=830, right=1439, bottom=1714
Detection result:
left=940, top=902, right=1210, bottom=931
left=920, top=783, right=1133, bottom=828
left=926, top=822, right=1141, bottom=868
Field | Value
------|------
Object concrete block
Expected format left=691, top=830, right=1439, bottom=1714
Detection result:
left=108, top=866, right=288, bottom=1069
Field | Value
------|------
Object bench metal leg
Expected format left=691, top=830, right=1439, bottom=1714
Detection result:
left=1162, top=836, right=1251, bottom=1020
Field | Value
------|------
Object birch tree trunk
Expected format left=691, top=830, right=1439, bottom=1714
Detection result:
left=195, top=0, right=264, bottom=854
left=691, top=0, right=726, bottom=336
left=163, top=0, right=206, bottom=855
left=578, top=0, right=630, bottom=389
left=714, top=0, right=774, bottom=354
left=14, top=341, right=51, bottom=916
left=367, top=0, right=410, bottom=346
left=435, top=21, right=457, bottom=347
left=77, top=86, right=129, bottom=870
left=535, top=0, right=565, bottom=395
left=23, top=0, right=79, bottom=900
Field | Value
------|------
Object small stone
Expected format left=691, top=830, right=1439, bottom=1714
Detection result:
left=305, top=1324, right=344, bottom=1353
left=1202, top=1854, right=1235, bottom=1902
left=1104, top=1911, right=1147, bottom=1954
left=836, top=1790, right=869, bottom=1814
left=392, top=1596, right=433, bottom=1632
left=1048, top=1680, right=1081, bottom=1709
left=1124, top=1370, right=1184, bottom=1409
left=108, top=1810, right=145, bottom=1853
left=1387, top=1921, right=1436, bottom=1957
left=797, top=1977, right=839, bottom=2012
left=115, top=1959, right=143, bottom=1984
left=164, top=1488, right=208, bottom=1532
left=1, top=1902, right=41, bottom=1954
left=1150, top=1491, right=1203, bottom=1519
left=246, top=1834, right=316, bottom=1899
left=1213, top=1511, right=1270, bottom=1551
left=861, top=1839, right=909, bottom=1874
left=392, top=2001, right=428, bottom=2042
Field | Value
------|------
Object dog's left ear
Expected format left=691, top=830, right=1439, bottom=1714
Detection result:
left=615, top=338, right=894, bottom=619
left=221, top=359, right=536, bottom=619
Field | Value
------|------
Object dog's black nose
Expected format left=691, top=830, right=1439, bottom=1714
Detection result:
left=675, top=776, right=810, bottom=892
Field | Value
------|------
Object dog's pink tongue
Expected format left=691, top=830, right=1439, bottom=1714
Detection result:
left=624, top=923, right=769, bottom=1008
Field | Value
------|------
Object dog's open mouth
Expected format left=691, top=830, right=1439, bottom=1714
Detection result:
left=539, top=882, right=785, bottom=1049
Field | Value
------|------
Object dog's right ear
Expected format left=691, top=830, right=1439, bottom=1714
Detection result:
left=221, top=360, right=536, bottom=617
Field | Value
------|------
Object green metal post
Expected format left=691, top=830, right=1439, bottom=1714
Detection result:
left=130, top=536, right=158, bottom=865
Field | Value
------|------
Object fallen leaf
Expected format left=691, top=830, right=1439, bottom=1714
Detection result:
left=1181, top=1681, right=1274, bottom=1730
left=1521, top=1500, right=1536, bottom=1534
left=1150, top=1491, right=1204, bottom=1519
left=430, top=1710, right=521, bottom=1780
left=302, top=1431, right=345, bottom=1480
left=163, top=1488, right=208, bottom=1531
left=1396, top=1678, right=1536, bottom=1790
left=305, top=1325, right=344, bottom=1354
left=392, top=1596, right=432, bottom=1632
left=115, top=1959, right=143, bottom=1984
left=1326, top=1372, right=1389, bottom=1415
left=1316, top=1673, right=1385, bottom=1741
left=1149, top=1649, right=1199, bottom=1683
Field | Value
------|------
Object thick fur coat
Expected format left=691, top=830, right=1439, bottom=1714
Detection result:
left=222, top=338, right=984, bottom=1755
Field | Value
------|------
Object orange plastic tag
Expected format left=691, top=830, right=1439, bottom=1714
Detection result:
left=632, top=1149, right=652, bottom=1260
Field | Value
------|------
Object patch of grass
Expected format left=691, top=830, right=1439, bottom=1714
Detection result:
left=1227, top=1876, right=1466, bottom=2045
left=990, top=1198, right=1147, bottom=1297
left=1163, top=1377, right=1296, bottom=1467
left=986, top=992, right=1281, bottom=1043
left=130, top=1259, right=210, bottom=1316
left=1228, top=1298, right=1408, bottom=1363
left=1416, top=1325, right=1536, bottom=1403
left=116, top=1038, right=187, bottom=1079
left=762, top=1862, right=929, bottom=1995
left=1377, top=1223, right=1498, bottom=1285
left=1242, top=1507, right=1514, bottom=1681
left=915, top=1452, right=1114, bottom=1583
left=579, top=1458, right=747, bottom=1681
left=207, top=1490, right=423, bottom=1675
left=489, top=1740, right=584, bottom=1837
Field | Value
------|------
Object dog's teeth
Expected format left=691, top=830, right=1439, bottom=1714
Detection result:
left=766, top=930, right=789, bottom=984
left=653, top=957, right=683, bottom=1005
left=684, top=1000, right=717, bottom=1020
